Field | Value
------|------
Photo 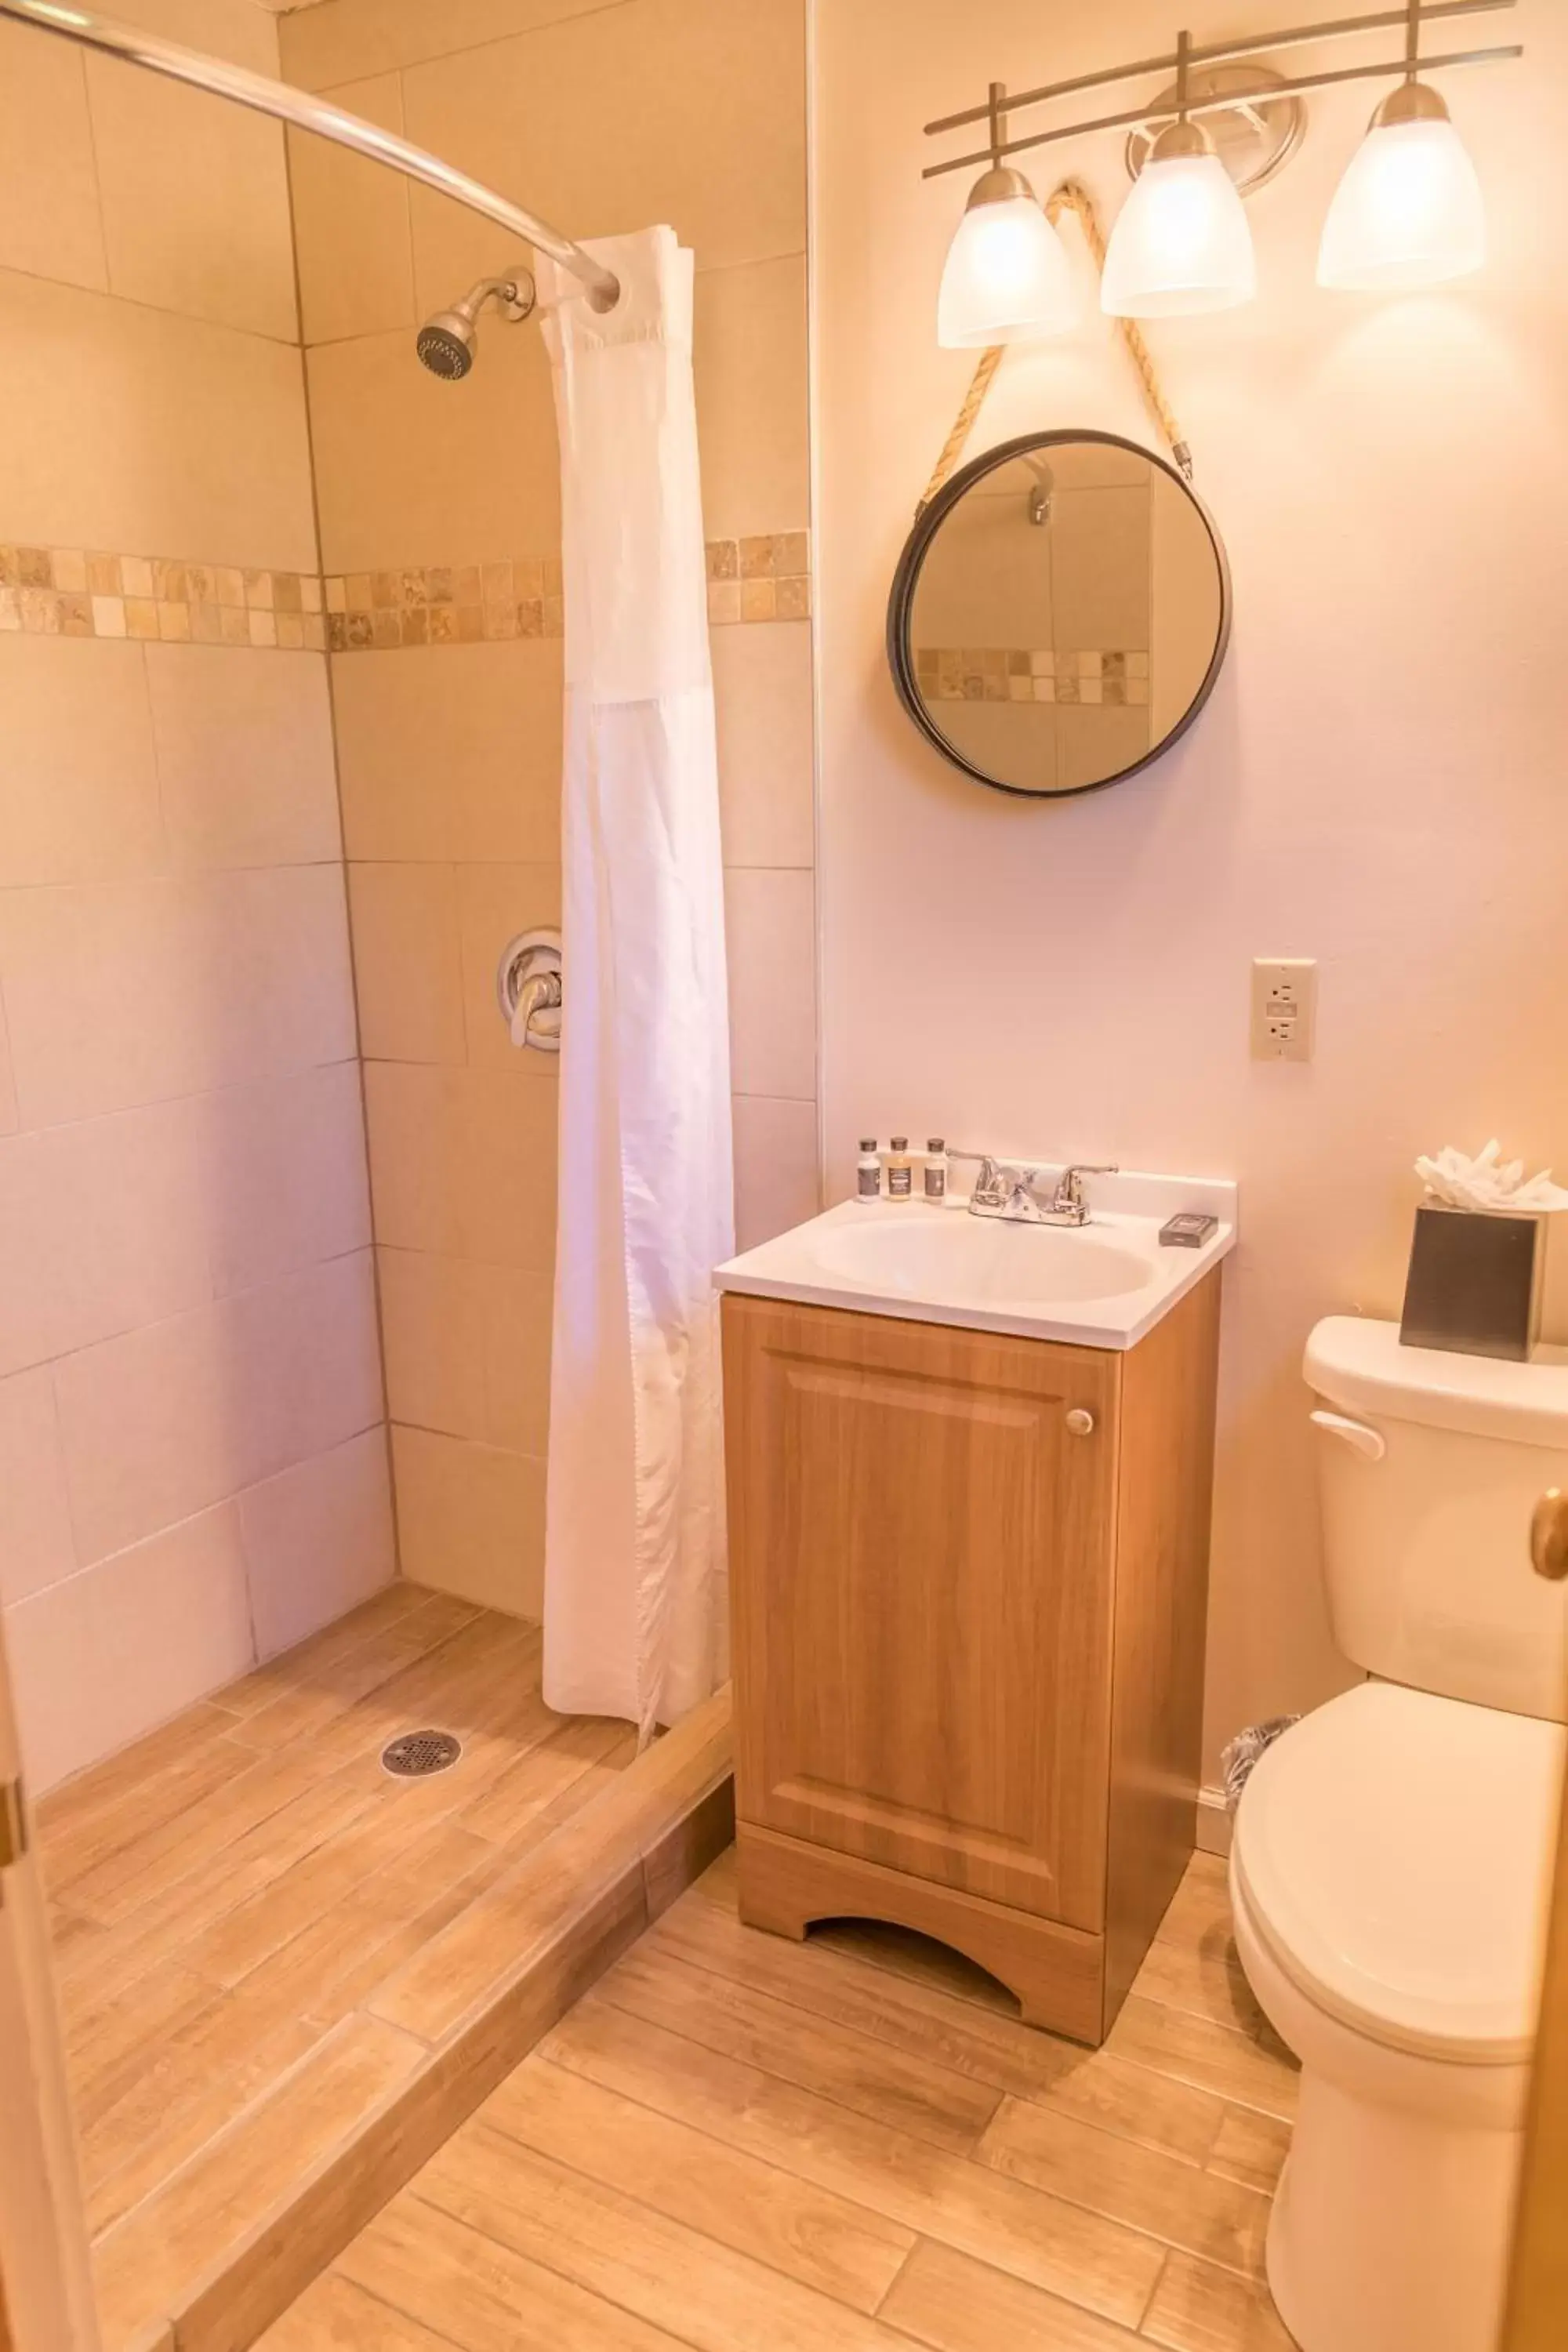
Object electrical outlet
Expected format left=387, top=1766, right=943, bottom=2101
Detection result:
left=1251, top=958, right=1317, bottom=1062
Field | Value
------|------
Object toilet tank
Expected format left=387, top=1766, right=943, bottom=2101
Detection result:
left=1305, top=1316, right=1568, bottom=1722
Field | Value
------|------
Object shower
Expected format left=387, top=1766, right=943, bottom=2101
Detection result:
left=416, top=272, right=538, bottom=380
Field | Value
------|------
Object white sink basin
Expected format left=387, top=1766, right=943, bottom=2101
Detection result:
left=715, top=1175, right=1237, bottom=1350
left=809, top=1214, right=1152, bottom=1308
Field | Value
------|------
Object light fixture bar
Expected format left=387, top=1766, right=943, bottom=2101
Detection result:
left=923, top=0, right=1515, bottom=140
left=923, top=42, right=1520, bottom=180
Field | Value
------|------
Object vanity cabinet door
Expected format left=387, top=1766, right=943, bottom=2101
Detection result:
left=724, top=1294, right=1119, bottom=1933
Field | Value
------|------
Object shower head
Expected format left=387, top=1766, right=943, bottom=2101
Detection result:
left=416, top=270, right=536, bottom=380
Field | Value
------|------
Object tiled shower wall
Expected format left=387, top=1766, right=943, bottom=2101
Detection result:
left=281, top=0, right=819, bottom=1617
left=0, top=0, right=393, bottom=1791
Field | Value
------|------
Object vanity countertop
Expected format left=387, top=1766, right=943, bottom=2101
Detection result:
left=715, top=1170, right=1237, bottom=1351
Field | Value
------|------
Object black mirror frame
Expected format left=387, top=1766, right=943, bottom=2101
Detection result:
left=886, top=427, right=1233, bottom=801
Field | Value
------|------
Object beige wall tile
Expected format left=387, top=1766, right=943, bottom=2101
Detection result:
left=190, top=1062, right=373, bottom=1298
left=54, top=1250, right=383, bottom=1563
left=712, top=619, right=814, bottom=869
left=456, top=861, right=562, bottom=1067
left=333, top=641, right=561, bottom=862
left=390, top=1421, right=544, bottom=1618
left=0, top=269, right=318, bottom=571
left=378, top=1246, right=489, bottom=1442
left=0, top=636, right=163, bottom=887
left=724, top=867, right=816, bottom=1099
left=5, top=1502, right=254, bottom=1793
left=120, top=0, right=281, bottom=74
left=0, top=1100, right=214, bottom=1381
left=0, top=1366, right=75, bottom=1609
left=0, top=23, right=107, bottom=292
left=239, top=1428, right=396, bottom=1661
left=732, top=1093, right=818, bottom=1251
left=695, top=255, right=808, bottom=542
left=281, top=0, right=617, bottom=90
left=379, top=1247, right=551, bottom=1455
left=84, top=52, right=298, bottom=341
left=289, top=71, right=416, bottom=347
left=146, top=644, right=343, bottom=870
left=307, top=328, right=559, bottom=573
left=0, top=1075, right=368, bottom=1384
left=0, top=866, right=357, bottom=1127
left=401, top=0, right=807, bottom=314
left=348, top=862, right=467, bottom=1064
left=363, top=1061, right=557, bottom=1270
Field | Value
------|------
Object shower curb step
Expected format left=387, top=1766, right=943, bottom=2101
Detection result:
left=91, top=1690, right=736, bottom=2352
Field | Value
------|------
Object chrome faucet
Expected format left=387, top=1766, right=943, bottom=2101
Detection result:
left=953, top=1152, right=1119, bottom=1227
left=1046, top=1164, right=1119, bottom=1226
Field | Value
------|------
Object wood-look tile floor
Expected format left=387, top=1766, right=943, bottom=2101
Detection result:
left=37, top=1584, right=634, bottom=2251
left=260, top=1843, right=1301, bottom=2352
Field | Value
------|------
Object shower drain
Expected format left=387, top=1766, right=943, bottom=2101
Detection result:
left=381, top=1729, right=463, bottom=1779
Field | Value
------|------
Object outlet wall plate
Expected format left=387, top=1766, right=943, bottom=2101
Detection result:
left=1251, top=957, right=1316, bottom=1062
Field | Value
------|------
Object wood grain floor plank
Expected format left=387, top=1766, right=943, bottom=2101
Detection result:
left=37, top=1703, right=244, bottom=1840
left=213, top=1588, right=456, bottom=1720
left=1130, top=1936, right=1265, bottom=2041
left=593, top=1943, right=1004, bottom=2155
left=880, top=2239, right=1145, bottom=2350
left=224, top=1619, right=475, bottom=1755
left=481, top=2053, right=915, bottom=2312
left=42, top=1725, right=260, bottom=1895
left=1152, top=1862, right=1231, bottom=1955
left=977, top=2096, right=1270, bottom=2277
left=652, top=1878, right=1226, bottom=2164
left=412, top=2119, right=915, bottom=2351
left=1204, top=2109, right=1291, bottom=2198
left=461, top=1716, right=639, bottom=1846
left=1105, top=2001, right=1298, bottom=2123
left=333, top=2196, right=691, bottom=2352
left=540, top=1992, right=1166, bottom=2328
left=93, top=2016, right=427, bottom=2352
left=253, top=2270, right=460, bottom=2351
left=1139, top=2250, right=1298, bottom=2351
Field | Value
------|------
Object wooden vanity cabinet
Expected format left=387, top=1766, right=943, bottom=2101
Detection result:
left=723, top=1271, right=1221, bottom=2045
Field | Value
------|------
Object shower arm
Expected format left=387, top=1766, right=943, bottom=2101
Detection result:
left=0, top=0, right=621, bottom=314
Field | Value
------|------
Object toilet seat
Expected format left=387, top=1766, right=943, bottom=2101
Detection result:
left=1233, top=1681, right=1563, bottom=2063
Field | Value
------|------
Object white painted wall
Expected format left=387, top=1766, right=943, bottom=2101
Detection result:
left=811, top=0, right=1568, bottom=1775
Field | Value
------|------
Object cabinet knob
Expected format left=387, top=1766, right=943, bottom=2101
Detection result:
left=1065, top=1407, right=1095, bottom=1437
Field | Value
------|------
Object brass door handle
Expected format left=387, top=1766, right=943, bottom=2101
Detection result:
left=1531, top=1490, right=1568, bottom=1582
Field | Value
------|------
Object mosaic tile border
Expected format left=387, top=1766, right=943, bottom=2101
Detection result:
left=916, top=647, right=1150, bottom=707
left=0, top=531, right=811, bottom=654
left=323, top=531, right=812, bottom=650
left=0, top=544, right=325, bottom=649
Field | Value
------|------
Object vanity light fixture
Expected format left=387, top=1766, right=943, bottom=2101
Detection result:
left=1319, top=7, right=1488, bottom=288
left=937, top=82, right=1080, bottom=347
left=1101, top=34, right=1256, bottom=316
left=923, top=0, right=1520, bottom=332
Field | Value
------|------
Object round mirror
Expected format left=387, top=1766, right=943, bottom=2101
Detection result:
left=887, top=430, right=1231, bottom=799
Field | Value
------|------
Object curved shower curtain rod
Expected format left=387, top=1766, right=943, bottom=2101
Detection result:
left=0, top=0, right=622, bottom=313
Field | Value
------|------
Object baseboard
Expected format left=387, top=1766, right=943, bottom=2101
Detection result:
left=1196, top=1783, right=1232, bottom=1858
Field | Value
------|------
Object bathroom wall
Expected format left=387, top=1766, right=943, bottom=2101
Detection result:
left=813, top=0, right=1568, bottom=1778
left=281, top=0, right=817, bottom=1617
left=0, top=0, right=392, bottom=1791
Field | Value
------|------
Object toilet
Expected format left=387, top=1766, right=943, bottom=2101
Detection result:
left=1230, top=1315, right=1568, bottom=2352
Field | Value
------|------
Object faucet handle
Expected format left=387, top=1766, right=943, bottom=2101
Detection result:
left=1054, top=1163, right=1119, bottom=1214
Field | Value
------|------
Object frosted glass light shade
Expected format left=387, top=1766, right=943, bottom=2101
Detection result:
left=937, top=189, right=1080, bottom=348
left=1318, top=115, right=1486, bottom=290
left=1102, top=151, right=1256, bottom=318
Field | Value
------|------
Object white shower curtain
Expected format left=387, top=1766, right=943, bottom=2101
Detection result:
left=537, top=227, right=735, bottom=1739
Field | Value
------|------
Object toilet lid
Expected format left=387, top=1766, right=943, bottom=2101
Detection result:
left=1233, top=1682, right=1565, bottom=2063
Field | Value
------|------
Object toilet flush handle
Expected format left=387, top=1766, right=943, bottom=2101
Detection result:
left=1309, top=1409, right=1386, bottom=1463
